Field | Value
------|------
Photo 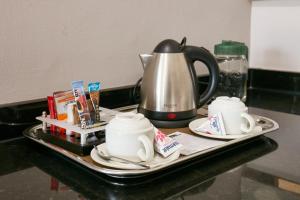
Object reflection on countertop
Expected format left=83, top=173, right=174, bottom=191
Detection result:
left=0, top=134, right=278, bottom=200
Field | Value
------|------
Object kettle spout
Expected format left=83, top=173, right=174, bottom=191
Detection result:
left=139, top=54, right=153, bottom=70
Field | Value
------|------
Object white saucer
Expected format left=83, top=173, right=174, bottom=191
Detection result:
left=189, top=118, right=260, bottom=140
left=90, top=143, right=180, bottom=170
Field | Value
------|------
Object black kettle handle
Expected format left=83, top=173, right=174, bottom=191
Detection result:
left=184, top=46, right=219, bottom=108
left=132, top=77, right=143, bottom=103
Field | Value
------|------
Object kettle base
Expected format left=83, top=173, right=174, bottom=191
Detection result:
left=150, top=117, right=197, bottom=128
left=138, top=107, right=197, bottom=128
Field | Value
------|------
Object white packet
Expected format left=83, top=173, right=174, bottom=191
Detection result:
left=154, top=128, right=182, bottom=157
left=195, top=112, right=227, bottom=136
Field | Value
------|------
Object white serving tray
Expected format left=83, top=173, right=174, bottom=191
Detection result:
left=26, top=112, right=279, bottom=179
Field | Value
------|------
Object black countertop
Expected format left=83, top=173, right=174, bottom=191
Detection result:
left=1, top=96, right=300, bottom=199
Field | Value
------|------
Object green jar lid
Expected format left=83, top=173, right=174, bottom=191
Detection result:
left=214, top=40, right=248, bottom=58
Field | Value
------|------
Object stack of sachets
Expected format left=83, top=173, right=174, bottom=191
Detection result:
left=47, top=80, right=101, bottom=134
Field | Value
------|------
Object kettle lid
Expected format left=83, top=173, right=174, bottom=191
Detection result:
left=154, top=39, right=184, bottom=53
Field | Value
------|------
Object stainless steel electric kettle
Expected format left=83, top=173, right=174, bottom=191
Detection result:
left=135, top=37, right=219, bottom=128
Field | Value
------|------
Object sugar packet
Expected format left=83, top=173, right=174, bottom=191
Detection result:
left=154, top=128, right=182, bottom=157
left=195, top=112, right=227, bottom=136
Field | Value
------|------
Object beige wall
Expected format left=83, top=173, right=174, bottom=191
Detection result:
left=250, top=0, right=300, bottom=72
left=0, top=0, right=251, bottom=105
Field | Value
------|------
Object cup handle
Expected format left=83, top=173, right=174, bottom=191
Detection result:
left=240, top=113, right=255, bottom=133
left=137, top=135, right=154, bottom=162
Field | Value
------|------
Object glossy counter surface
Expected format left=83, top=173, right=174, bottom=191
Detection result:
left=1, top=106, right=300, bottom=199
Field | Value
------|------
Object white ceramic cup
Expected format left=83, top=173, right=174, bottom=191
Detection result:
left=208, top=96, right=255, bottom=135
left=105, top=112, right=155, bottom=162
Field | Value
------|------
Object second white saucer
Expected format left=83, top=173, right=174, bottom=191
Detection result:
left=189, top=118, right=261, bottom=140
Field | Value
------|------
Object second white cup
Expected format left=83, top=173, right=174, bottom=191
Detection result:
left=208, top=96, right=255, bottom=135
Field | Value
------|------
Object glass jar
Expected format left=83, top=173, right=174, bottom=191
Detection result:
left=214, top=41, right=249, bottom=102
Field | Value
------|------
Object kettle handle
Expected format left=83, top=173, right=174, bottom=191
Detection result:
left=184, top=46, right=219, bottom=108
left=132, top=77, right=142, bottom=104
